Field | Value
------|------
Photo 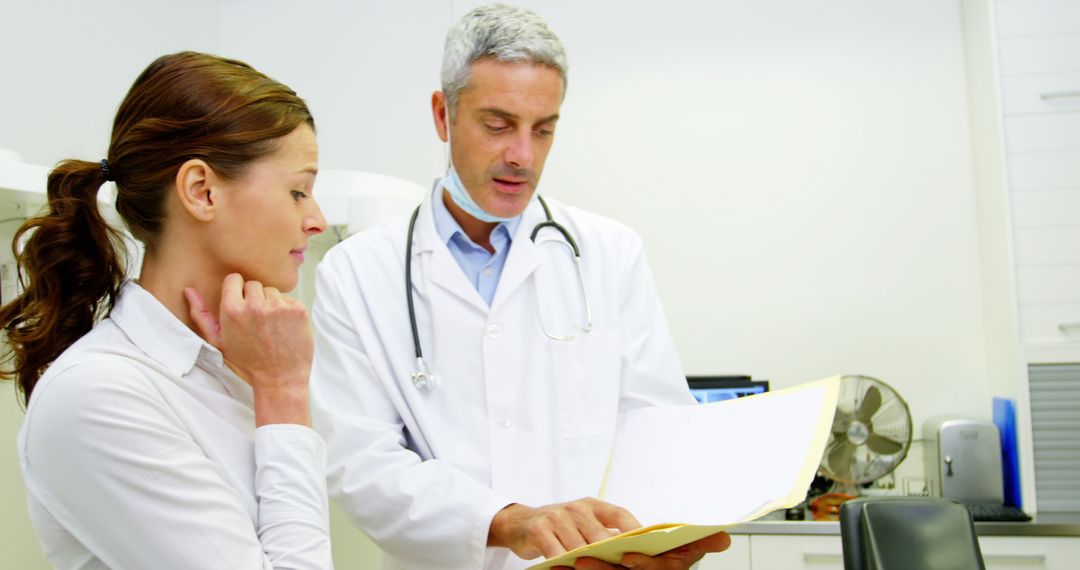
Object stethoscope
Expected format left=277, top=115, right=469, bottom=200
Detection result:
left=404, top=195, right=592, bottom=390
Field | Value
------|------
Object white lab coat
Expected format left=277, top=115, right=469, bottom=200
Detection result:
left=310, top=194, right=694, bottom=570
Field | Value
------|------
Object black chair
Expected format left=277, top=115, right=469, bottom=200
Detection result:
left=840, top=497, right=985, bottom=570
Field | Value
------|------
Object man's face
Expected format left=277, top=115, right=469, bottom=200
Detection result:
left=435, top=59, right=563, bottom=219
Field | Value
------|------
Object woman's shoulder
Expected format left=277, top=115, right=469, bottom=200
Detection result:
left=22, top=321, right=175, bottom=444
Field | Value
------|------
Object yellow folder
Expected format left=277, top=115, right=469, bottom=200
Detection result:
left=527, top=376, right=840, bottom=569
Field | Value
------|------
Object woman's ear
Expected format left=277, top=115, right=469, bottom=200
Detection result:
left=174, top=159, right=218, bottom=222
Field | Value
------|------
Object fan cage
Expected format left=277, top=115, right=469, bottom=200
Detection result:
left=820, top=375, right=912, bottom=484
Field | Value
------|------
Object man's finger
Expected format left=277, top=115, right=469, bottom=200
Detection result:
left=618, top=532, right=732, bottom=569
left=536, top=530, right=569, bottom=560
left=573, top=557, right=620, bottom=570
left=183, top=287, right=221, bottom=346
left=571, top=507, right=618, bottom=545
left=685, top=531, right=731, bottom=554
left=592, top=501, right=641, bottom=534
left=550, top=516, right=589, bottom=555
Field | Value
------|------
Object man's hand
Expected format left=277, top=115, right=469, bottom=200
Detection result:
left=489, top=499, right=641, bottom=560
left=571, top=532, right=732, bottom=569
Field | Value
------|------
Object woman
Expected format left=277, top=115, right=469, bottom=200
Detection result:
left=1, top=51, right=332, bottom=568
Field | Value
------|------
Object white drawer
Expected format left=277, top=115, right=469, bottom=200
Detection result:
left=1012, top=227, right=1080, bottom=265
left=979, top=536, right=1080, bottom=570
left=996, top=1, right=1080, bottom=38
left=749, top=535, right=843, bottom=570
left=1019, top=303, right=1080, bottom=343
left=1017, top=265, right=1080, bottom=304
left=1001, top=73, right=1080, bottom=115
left=1005, top=114, right=1080, bottom=153
left=698, top=535, right=750, bottom=570
left=1008, top=149, right=1080, bottom=190
left=998, top=33, right=1080, bottom=76
left=1010, top=188, right=1080, bottom=227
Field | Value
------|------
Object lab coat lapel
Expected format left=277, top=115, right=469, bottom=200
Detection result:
left=412, top=197, right=489, bottom=313
left=490, top=199, right=545, bottom=312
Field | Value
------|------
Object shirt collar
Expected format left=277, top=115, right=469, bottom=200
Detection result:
left=431, top=185, right=523, bottom=249
left=108, top=281, right=223, bottom=377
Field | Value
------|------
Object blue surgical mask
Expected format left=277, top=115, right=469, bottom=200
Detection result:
left=440, top=122, right=514, bottom=223
left=440, top=163, right=513, bottom=224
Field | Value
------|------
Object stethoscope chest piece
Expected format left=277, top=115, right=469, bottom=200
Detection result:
left=411, top=357, right=436, bottom=391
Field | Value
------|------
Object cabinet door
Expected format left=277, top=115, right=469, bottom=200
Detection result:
left=748, top=535, right=844, bottom=570
left=979, top=536, right=1080, bottom=570
left=698, top=535, right=750, bottom=570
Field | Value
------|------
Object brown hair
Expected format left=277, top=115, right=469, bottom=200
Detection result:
left=0, top=51, right=314, bottom=405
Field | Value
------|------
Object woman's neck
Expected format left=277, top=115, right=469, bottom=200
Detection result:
left=137, top=248, right=223, bottom=340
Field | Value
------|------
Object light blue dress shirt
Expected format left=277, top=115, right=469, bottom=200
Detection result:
left=431, top=188, right=523, bottom=306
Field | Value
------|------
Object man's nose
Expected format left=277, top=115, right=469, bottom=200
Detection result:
left=504, top=131, right=534, bottom=170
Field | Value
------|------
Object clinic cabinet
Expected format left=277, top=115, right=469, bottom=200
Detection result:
left=980, top=0, right=1080, bottom=363
left=697, top=533, right=1080, bottom=570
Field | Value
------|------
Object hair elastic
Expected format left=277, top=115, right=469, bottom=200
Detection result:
left=100, top=159, right=113, bottom=181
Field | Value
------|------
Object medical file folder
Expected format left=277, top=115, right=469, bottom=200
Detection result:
left=527, top=376, right=840, bottom=569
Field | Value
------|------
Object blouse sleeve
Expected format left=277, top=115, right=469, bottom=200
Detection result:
left=20, top=358, right=332, bottom=570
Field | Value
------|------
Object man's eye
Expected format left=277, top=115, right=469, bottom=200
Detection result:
left=535, top=123, right=556, bottom=137
left=486, top=123, right=509, bottom=133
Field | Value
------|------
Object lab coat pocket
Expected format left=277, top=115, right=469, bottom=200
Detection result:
left=551, top=329, right=621, bottom=439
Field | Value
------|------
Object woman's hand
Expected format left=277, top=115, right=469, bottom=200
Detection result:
left=184, top=273, right=313, bottom=426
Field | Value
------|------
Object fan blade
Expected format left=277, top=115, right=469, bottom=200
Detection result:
left=831, top=412, right=852, bottom=435
left=828, top=442, right=855, bottom=475
left=866, top=433, right=904, bottom=455
left=856, top=385, right=882, bottom=423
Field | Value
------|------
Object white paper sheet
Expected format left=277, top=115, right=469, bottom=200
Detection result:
left=600, top=376, right=840, bottom=526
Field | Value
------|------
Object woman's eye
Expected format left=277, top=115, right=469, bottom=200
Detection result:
left=291, top=190, right=310, bottom=201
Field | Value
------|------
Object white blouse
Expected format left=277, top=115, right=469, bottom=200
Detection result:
left=17, top=282, right=332, bottom=569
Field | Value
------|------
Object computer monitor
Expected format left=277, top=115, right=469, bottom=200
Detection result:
left=687, top=376, right=769, bottom=404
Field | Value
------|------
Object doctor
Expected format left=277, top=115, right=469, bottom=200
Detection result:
left=311, top=4, right=730, bottom=569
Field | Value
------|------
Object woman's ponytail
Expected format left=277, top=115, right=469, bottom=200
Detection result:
left=0, top=159, right=127, bottom=405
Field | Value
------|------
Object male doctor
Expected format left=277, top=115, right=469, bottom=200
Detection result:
left=311, top=4, right=730, bottom=569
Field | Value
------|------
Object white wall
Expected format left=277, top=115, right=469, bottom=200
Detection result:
left=0, top=0, right=222, bottom=165
left=1, top=0, right=1014, bottom=566
left=532, top=1, right=990, bottom=417
left=207, top=0, right=997, bottom=417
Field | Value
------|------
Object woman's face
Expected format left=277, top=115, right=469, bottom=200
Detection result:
left=212, top=124, right=325, bottom=291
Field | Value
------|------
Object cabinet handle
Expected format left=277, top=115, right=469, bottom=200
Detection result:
left=1040, top=90, right=1080, bottom=101
left=802, top=552, right=843, bottom=563
left=1060, top=322, right=1080, bottom=333
left=982, top=553, right=1047, bottom=564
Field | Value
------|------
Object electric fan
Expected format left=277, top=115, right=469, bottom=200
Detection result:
left=820, top=374, right=912, bottom=490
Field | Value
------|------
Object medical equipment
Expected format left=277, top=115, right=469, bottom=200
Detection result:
left=404, top=195, right=592, bottom=390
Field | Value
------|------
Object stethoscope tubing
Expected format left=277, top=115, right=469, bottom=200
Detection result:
left=404, top=195, right=583, bottom=389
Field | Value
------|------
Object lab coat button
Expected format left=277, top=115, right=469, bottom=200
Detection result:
left=483, top=267, right=494, bottom=277
left=502, top=419, right=512, bottom=428
left=487, top=324, right=502, bottom=338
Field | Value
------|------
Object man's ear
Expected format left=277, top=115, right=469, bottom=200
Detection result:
left=431, top=90, right=450, bottom=143
left=174, top=159, right=217, bottom=222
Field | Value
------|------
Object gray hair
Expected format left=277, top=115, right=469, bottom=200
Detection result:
left=441, top=3, right=568, bottom=113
